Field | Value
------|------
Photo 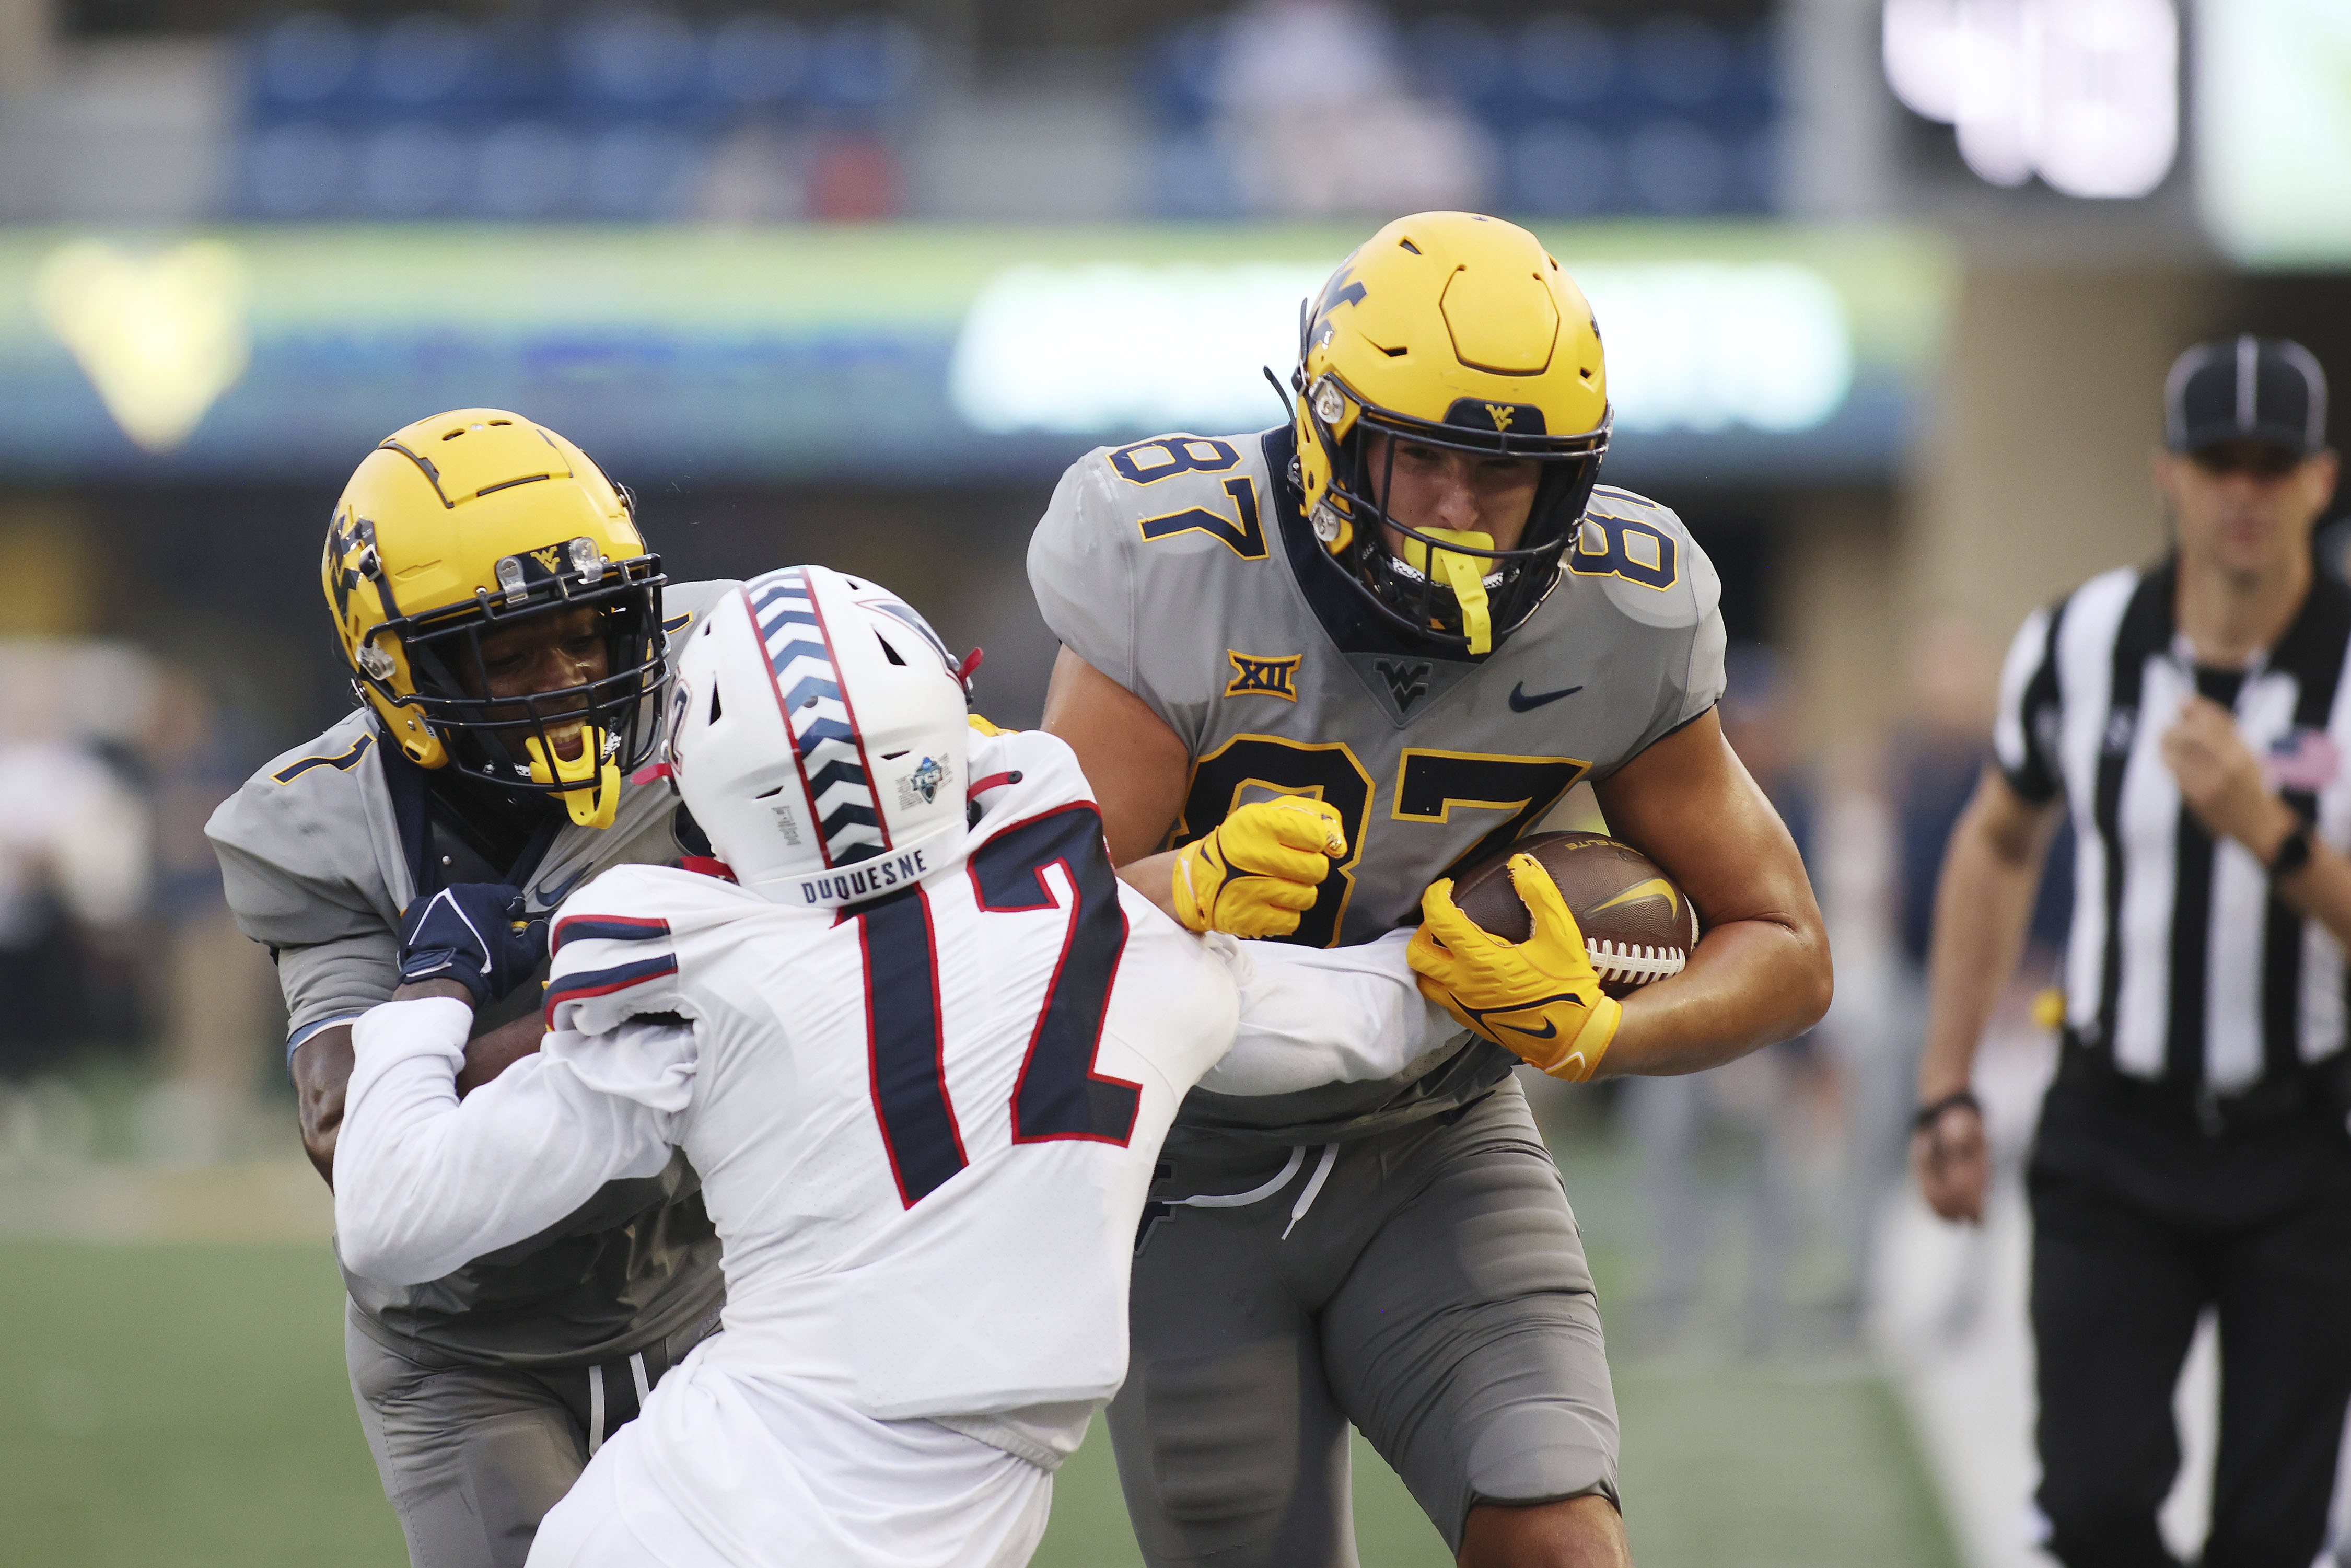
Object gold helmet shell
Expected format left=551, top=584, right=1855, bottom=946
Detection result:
left=1291, top=212, right=1610, bottom=653
left=321, top=409, right=667, bottom=827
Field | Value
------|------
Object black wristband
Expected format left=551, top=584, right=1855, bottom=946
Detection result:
left=1911, top=1088, right=1981, bottom=1133
left=2268, top=822, right=2314, bottom=880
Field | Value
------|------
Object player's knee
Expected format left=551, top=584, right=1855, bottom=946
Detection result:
left=1458, top=1492, right=1627, bottom=1568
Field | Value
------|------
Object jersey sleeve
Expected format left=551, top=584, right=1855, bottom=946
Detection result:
left=1994, top=602, right=2065, bottom=805
left=1027, top=453, right=1151, bottom=704
left=1676, top=535, right=1729, bottom=727
left=206, top=721, right=407, bottom=1052
left=1197, top=930, right=1464, bottom=1096
left=543, top=868, right=695, bottom=1036
left=335, top=996, right=689, bottom=1285
left=276, top=930, right=400, bottom=1048
left=1576, top=492, right=1728, bottom=775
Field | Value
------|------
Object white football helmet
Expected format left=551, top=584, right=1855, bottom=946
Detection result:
left=665, top=565, right=972, bottom=908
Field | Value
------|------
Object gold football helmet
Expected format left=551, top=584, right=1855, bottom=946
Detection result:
left=321, top=409, right=667, bottom=828
left=1292, top=212, right=1610, bottom=654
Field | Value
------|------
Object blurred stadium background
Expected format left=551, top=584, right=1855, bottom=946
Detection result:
left=0, top=0, right=2346, bottom=1562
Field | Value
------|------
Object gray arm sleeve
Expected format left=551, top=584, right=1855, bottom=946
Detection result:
left=1590, top=508, right=1728, bottom=777
left=1028, top=455, right=1135, bottom=687
left=277, top=931, right=400, bottom=1046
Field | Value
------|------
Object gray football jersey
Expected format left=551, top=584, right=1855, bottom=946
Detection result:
left=1029, top=431, right=1724, bottom=1143
left=206, top=578, right=738, bottom=1369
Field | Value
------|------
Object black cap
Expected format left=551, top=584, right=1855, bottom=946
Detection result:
left=2164, top=335, right=2329, bottom=456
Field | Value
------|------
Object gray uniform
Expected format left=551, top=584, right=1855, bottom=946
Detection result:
left=1029, top=429, right=1723, bottom=1561
left=206, top=579, right=736, bottom=1568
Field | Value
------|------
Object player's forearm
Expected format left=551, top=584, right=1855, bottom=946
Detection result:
left=1595, top=912, right=1830, bottom=1078
left=1205, top=931, right=1459, bottom=1095
left=336, top=997, right=658, bottom=1284
left=293, top=1002, right=545, bottom=1188
left=292, top=1025, right=355, bottom=1188
left=1118, top=851, right=1184, bottom=924
left=1917, top=779, right=2057, bottom=1101
left=457, top=1012, right=549, bottom=1096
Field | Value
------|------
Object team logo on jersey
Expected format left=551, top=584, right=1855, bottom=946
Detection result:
left=1225, top=652, right=1302, bottom=702
left=1484, top=403, right=1515, bottom=431
left=1375, top=658, right=1432, bottom=713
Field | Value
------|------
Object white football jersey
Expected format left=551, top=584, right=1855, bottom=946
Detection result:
left=335, top=724, right=1456, bottom=1543
left=540, top=730, right=1235, bottom=1445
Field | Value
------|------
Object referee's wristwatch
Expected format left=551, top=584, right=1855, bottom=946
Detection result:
left=2268, top=821, right=2315, bottom=881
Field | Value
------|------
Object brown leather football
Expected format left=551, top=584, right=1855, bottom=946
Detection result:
left=1445, top=831, right=1699, bottom=1000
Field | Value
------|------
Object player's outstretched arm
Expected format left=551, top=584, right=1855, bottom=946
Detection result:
left=335, top=981, right=686, bottom=1284
left=1588, top=707, right=1831, bottom=1077
left=1042, top=646, right=1192, bottom=874
left=1201, top=930, right=1461, bottom=1096
left=292, top=1013, right=549, bottom=1187
left=1043, top=648, right=1346, bottom=935
left=1911, top=764, right=2061, bottom=1223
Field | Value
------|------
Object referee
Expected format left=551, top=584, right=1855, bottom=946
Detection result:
left=1913, top=336, right=2351, bottom=1568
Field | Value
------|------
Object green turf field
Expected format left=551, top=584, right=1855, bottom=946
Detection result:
left=0, top=1234, right=1958, bottom=1568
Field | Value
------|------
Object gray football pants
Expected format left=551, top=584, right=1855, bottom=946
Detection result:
left=1114, top=1078, right=1619, bottom=1566
left=345, top=1303, right=724, bottom=1568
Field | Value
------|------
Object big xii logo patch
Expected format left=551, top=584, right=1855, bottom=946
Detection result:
left=1224, top=651, right=1302, bottom=702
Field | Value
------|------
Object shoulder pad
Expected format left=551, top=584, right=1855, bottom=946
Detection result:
left=206, top=711, right=398, bottom=943
left=965, top=727, right=1098, bottom=822
left=545, top=864, right=756, bottom=1034
left=658, top=579, right=740, bottom=647
left=1076, top=432, right=1277, bottom=565
left=1566, top=486, right=1718, bottom=632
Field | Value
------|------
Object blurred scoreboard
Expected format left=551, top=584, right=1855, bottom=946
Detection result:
left=0, top=223, right=1952, bottom=486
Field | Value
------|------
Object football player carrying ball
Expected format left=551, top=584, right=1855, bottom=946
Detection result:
left=1032, top=212, right=1831, bottom=1567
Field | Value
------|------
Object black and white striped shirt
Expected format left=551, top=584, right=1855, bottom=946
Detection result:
left=1997, top=556, right=2351, bottom=1093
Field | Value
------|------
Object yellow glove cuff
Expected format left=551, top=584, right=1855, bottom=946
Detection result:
left=1171, top=840, right=1217, bottom=934
left=1539, top=994, right=1620, bottom=1083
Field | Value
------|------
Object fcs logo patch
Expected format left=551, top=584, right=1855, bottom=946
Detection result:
left=1225, top=652, right=1302, bottom=702
left=1485, top=403, right=1515, bottom=431
left=910, top=756, right=946, bottom=803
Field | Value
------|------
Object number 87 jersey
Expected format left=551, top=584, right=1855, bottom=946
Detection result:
left=1027, top=424, right=1727, bottom=1139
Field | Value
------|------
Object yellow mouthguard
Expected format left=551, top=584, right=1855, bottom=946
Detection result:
left=1402, top=528, right=1495, bottom=654
left=525, top=728, right=621, bottom=829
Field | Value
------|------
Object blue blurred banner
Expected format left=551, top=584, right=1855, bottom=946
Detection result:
left=0, top=223, right=1953, bottom=485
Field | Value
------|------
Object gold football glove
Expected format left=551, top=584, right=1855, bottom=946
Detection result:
left=1172, top=796, right=1348, bottom=938
left=1409, top=854, right=1621, bottom=1082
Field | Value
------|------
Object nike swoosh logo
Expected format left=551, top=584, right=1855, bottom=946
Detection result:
left=1457, top=992, right=1586, bottom=1040
left=1508, top=682, right=1584, bottom=712
left=532, top=862, right=593, bottom=908
left=1592, top=878, right=1680, bottom=918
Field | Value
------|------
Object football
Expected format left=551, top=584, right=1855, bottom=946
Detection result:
left=1445, top=831, right=1700, bottom=1000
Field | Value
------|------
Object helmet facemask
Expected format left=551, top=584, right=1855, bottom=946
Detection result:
left=1303, top=375, right=1608, bottom=655
left=351, top=544, right=667, bottom=827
